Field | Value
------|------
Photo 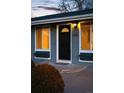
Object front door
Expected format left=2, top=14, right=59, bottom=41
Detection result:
left=58, top=25, right=71, bottom=61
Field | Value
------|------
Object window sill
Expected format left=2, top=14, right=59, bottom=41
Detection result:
left=35, top=49, right=50, bottom=52
left=80, top=50, right=93, bottom=53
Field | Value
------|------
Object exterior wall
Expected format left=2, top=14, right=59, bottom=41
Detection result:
left=31, top=25, right=57, bottom=63
left=31, top=26, right=50, bottom=63
left=72, top=29, right=80, bottom=64
left=50, top=25, right=57, bottom=63
left=71, top=28, right=93, bottom=65
left=31, top=26, right=35, bottom=60
left=31, top=23, right=93, bottom=64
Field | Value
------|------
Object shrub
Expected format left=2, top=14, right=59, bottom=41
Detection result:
left=31, top=60, right=35, bottom=68
left=31, top=63, right=64, bottom=93
left=31, top=60, right=38, bottom=93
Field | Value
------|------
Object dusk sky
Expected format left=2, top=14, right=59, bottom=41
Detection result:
left=32, top=0, right=60, bottom=17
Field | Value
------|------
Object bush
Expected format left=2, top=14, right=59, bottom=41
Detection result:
left=31, top=60, right=35, bottom=68
left=32, top=63, right=64, bottom=93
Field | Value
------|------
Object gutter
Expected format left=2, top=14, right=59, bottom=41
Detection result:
left=31, top=14, right=93, bottom=25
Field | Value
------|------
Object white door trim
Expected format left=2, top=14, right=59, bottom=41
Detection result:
left=56, top=24, right=72, bottom=64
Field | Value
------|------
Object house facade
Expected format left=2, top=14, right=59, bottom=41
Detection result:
left=31, top=9, right=93, bottom=64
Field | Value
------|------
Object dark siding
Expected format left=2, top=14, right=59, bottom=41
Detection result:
left=34, top=51, right=50, bottom=58
left=79, top=53, right=93, bottom=61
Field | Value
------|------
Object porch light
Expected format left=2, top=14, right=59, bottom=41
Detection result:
left=74, top=23, right=77, bottom=29
left=71, top=22, right=79, bottom=30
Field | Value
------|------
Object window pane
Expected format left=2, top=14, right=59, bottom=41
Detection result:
left=36, top=27, right=49, bottom=50
left=41, top=28, right=49, bottom=49
left=81, top=21, right=93, bottom=50
left=36, top=28, right=42, bottom=49
left=90, top=24, right=93, bottom=50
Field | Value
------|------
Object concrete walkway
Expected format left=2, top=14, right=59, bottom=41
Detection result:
left=50, top=63, right=88, bottom=73
left=50, top=63, right=93, bottom=93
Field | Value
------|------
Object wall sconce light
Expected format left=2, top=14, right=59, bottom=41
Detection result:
left=74, top=23, right=77, bottom=29
left=71, top=22, right=79, bottom=31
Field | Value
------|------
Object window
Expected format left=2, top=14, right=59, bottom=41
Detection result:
left=80, top=21, right=93, bottom=51
left=61, top=28, right=69, bottom=32
left=36, top=27, right=50, bottom=50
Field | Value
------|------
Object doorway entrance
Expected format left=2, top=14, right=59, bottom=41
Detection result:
left=57, top=24, right=71, bottom=63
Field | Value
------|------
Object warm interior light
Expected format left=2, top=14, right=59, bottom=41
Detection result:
left=61, top=28, right=69, bottom=32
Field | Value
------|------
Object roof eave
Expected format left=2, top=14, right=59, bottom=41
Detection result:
left=31, top=13, right=93, bottom=26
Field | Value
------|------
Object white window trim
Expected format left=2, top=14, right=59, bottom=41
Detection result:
left=34, top=56, right=51, bottom=60
left=79, top=21, right=93, bottom=53
left=80, top=50, right=93, bottom=53
left=34, top=26, right=51, bottom=59
left=35, top=26, right=51, bottom=52
left=79, top=21, right=93, bottom=63
left=79, top=59, right=93, bottom=63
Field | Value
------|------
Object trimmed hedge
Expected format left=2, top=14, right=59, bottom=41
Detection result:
left=32, top=63, right=64, bottom=93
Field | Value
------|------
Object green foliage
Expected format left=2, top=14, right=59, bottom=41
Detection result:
left=32, top=63, right=64, bottom=93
